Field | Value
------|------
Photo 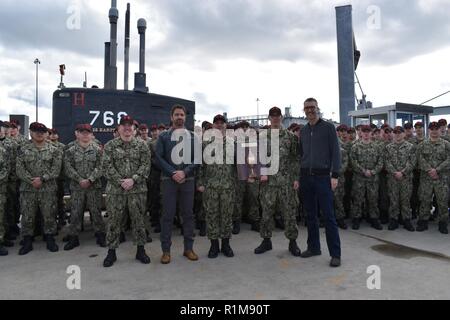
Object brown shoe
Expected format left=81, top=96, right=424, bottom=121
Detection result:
left=161, top=252, right=171, bottom=264
left=183, top=250, right=199, bottom=261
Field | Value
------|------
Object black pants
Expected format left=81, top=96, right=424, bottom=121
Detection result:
left=160, top=179, right=195, bottom=253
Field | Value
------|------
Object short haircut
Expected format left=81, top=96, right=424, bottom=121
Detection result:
left=171, top=104, right=186, bottom=116
left=304, top=97, right=318, bottom=105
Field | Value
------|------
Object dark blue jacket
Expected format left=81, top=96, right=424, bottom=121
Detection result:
left=299, top=119, right=341, bottom=179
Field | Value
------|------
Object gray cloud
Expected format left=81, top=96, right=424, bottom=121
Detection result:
left=193, top=92, right=230, bottom=119
left=1, top=0, right=449, bottom=70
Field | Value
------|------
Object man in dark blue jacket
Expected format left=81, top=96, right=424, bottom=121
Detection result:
left=156, top=105, right=200, bottom=264
left=299, top=98, right=342, bottom=267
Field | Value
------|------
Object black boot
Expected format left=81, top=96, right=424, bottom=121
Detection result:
left=416, top=220, right=428, bottom=232
left=351, top=218, right=360, bottom=230
left=221, top=238, right=234, bottom=258
left=199, top=221, right=206, bottom=237
left=136, top=246, right=151, bottom=264
left=438, top=222, right=449, bottom=235
left=19, top=236, right=33, bottom=256
left=288, top=240, right=301, bottom=257
left=0, top=245, right=8, bottom=256
left=254, top=238, right=272, bottom=254
left=103, top=249, right=117, bottom=268
left=62, top=235, right=70, bottom=242
left=46, top=235, right=59, bottom=253
left=232, top=221, right=241, bottom=235
left=337, top=219, right=348, bottom=230
left=63, top=236, right=80, bottom=251
left=119, top=232, right=126, bottom=243
left=370, top=219, right=383, bottom=230
left=208, top=239, right=220, bottom=259
left=251, top=221, right=260, bottom=232
left=388, top=219, right=399, bottom=231
left=95, top=232, right=107, bottom=248
left=403, top=219, right=415, bottom=232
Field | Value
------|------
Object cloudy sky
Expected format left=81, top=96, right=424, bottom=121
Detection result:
left=1, top=0, right=450, bottom=127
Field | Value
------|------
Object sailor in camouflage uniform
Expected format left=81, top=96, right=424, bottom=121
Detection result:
left=0, top=135, right=10, bottom=256
left=197, top=115, right=236, bottom=258
left=17, top=123, right=62, bottom=255
left=63, top=124, right=106, bottom=250
left=102, top=116, right=151, bottom=267
left=48, top=128, right=67, bottom=228
left=254, top=107, right=301, bottom=257
left=350, top=125, right=384, bottom=230
left=384, top=126, right=416, bottom=231
left=416, top=122, right=450, bottom=234
left=334, top=139, right=349, bottom=230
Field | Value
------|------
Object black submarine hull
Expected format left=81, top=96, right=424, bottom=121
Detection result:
left=52, top=88, right=195, bottom=145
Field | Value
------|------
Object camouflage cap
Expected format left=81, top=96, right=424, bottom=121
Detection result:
left=361, top=125, right=372, bottom=132
left=414, top=122, right=424, bottom=128
left=150, top=124, right=158, bottom=131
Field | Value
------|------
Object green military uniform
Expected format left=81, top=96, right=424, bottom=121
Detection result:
left=409, top=136, right=425, bottom=216
left=417, top=138, right=450, bottom=224
left=16, top=142, right=63, bottom=237
left=148, top=138, right=162, bottom=229
left=259, top=128, right=299, bottom=240
left=334, top=145, right=349, bottom=220
left=0, top=146, right=10, bottom=247
left=51, top=140, right=66, bottom=225
left=64, top=142, right=105, bottom=236
left=197, top=135, right=236, bottom=240
left=378, top=140, right=390, bottom=222
left=102, top=137, right=150, bottom=249
left=385, top=141, right=416, bottom=221
left=246, top=180, right=261, bottom=224
left=350, top=141, right=383, bottom=220
left=0, top=137, right=19, bottom=235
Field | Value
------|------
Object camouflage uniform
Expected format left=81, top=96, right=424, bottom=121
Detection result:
left=259, top=128, right=299, bottom=240
left=148, top=138, right=162, bottom=228
left=385, top=141, right=416, bottom=220
left=417, top=138, right=450, bottom=223
left=334, top=146, right=349, bottom=220
left=64, top=142, right=105, bottom=236
left=378, top=141, right=390, bottom=221
left=0, top=137, right=19, bottom=232
left=246, top=180, right=261, bottom=223
left=0, top=146, right=10, bottom=244
left=350, top=141, right=383, bottom=219
left=409, top=136, right=425, bottom=215
left=16, top=142, right=63, bottom=237
left=198, top=136, right=236, bottom=240
left=52, top=141, right=66, bottom=223
left=102, top=137, right=150, bottom=249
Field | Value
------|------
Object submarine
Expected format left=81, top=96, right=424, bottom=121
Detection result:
left=52, top=1, right=195, bottom=144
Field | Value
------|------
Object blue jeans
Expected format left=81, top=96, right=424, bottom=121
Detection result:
left=301, top=175, right=341, bottom=258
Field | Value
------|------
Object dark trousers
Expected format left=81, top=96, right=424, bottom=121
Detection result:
left=301, top=175, right=341, bottom=258
left=160, top=179, right=195, bottom=253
